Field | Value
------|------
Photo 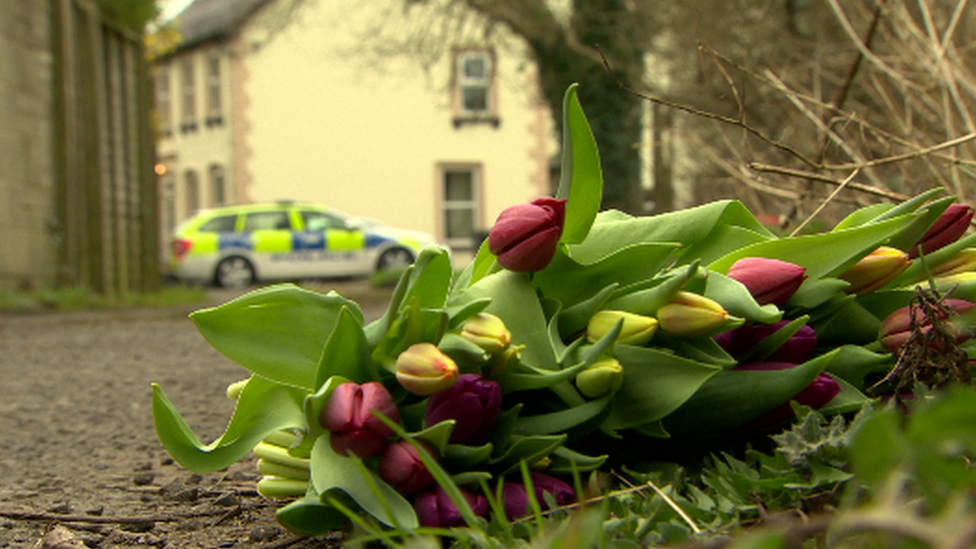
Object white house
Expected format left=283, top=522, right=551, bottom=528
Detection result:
left=154, top=0, right=557, bottom=260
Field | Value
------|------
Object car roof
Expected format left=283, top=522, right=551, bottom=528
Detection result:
left=192, top=202, right=334, bottom=218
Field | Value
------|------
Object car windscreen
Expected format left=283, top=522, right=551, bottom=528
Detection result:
left=198, top=214, right=238, bottom=233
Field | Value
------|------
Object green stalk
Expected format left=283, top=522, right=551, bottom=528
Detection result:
left=253, top=441, right=310, bottom=470
left=256, top=477, right=309, bottom=499
left=257, top=458, right=311, bottom=481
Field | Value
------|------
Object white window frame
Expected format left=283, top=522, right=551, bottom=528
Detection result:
left=206, top=52, right=222, bottom=124
left=455, top=50, right=493, bottom=118
left=180, top=57, right=196, bottom=131
left=439, top=164, right=482, bottom=249
left=156, top=66, right=171, bottom=134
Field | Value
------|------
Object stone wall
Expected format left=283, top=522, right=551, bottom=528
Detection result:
left=0, top=2, right=55, bottom=291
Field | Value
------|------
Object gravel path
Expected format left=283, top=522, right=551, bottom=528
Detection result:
left=0, top=281, right=391, bottom=548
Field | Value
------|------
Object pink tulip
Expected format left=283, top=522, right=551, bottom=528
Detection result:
left=378, top=439, right=436, bottom=496
left=488, top=197, right=567, bottom=272
left=879, top=299, right=975, bottom=353
left=319, top=382, right=400, bottom=458
left=726, top=257, right=807, bottom=306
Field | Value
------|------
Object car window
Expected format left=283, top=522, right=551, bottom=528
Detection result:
left=198, top=214, right=238, bottom=233
left=302, top=211, right=347, bottom=232
left=244, top=211, right=292, bottom=231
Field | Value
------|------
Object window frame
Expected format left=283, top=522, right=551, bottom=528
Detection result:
left=184, top=169, right=200, bottom=220
left=156, top=66, right=172, bottom=135
left=438, top=163, right=483, bottom=249
left=452, top=50, right=499, bottom=128
left=205, top=51, right=223, bottom=126
left=209, top=164, right=225, bottom=207
left=180, top=57, right=197, bottom=132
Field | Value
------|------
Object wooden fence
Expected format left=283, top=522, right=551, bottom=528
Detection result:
left=49, top=0, right=159, bottom=295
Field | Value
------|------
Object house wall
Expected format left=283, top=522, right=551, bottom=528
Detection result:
left=0, top=1, right=55, bottom=291
left=238, top=0, right=555, bottom=249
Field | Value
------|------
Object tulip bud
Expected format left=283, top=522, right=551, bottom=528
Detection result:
left=726, top=257, right=807, bottom=306
left=928, top=248, right=976, bottom=278
left=575, top=357, right=624, bottom=398
left=879, top=299, right=975, bottom=353
left=735, top=363, right=842, bottom=432
left=487, top=343, right=524, bottom=377
left=395, top=343, right=459, bottom=396
left=587, top=310, right=658, bottom=346
left=488, top=197, right=567, bottom=272
left=378, top=439, right=437, bottom=496
left=657, top=291, right=729, bottom=337
left=319, top=382, right=400, bottom=458
left=837, top=246, right=912, bottom=295
left=460, top=313, right=512, bottom=356
left=425, top=373, right=502, bottom=446
left=909, top=203, right=974, bottom=259
left=713, top=322, right=818, bottom=364
left=415, top=485, right=489, bottom=528
left=500, top=473, right=575, bottom=520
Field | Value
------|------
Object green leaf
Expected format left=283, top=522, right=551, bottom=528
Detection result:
left=810, top=297, right=881, bottom=346
left=708, top=213, right=920, bottom=281
left=449, top=270, right=556, bottom=371
left=495, top=360, right=591, bottom=393
left=190, top=284, right=361, bottom=390
left=314, top=306, right=375, bottom=390
left=443, top=442, right=494, bottom=469
left=556, top=83, right=602, bottom=245
left=152, top=376, right=307, bottom=473
left=703, top=271, right=783, bottom=324
left=891, top=231, right=976, bottom=287
left=275, top=492, right=350, bottom=537
left=489, top=434, right=567, bottom=474
left=310, top=434, right=418, bottom=529
left=556, top=283, right=618, bottom=341
left=399, top=246, right=454, bottom=310
left=816, top=375, right=872, bottom=416
left=787, top=278, right=850, bottom=309
left=824, top=344, right=894, bottom=389
left=662, top=350, right=839, bottom=436
left=605, top=262, right=700, bottom=315
left=848, top=407, right=908, bottom=490
left=734, top=316, right=810, bottom=364
left=546, top=446, right=608, bottom=474
left=603, top=346, right=723, bottom=430
left=513, top=395, right=613, bottom=435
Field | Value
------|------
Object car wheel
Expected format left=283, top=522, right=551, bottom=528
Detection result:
left=215, top=256, right=255, bottom=289
left=376, top=247, right=414, bottom=272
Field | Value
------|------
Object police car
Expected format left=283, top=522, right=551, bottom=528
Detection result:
left=169, top=202, right=438, bottom=288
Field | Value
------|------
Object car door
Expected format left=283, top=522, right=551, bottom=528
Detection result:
left=242, top=209, right=295, bottom=279
left=299, top=209, right=369, bottom=276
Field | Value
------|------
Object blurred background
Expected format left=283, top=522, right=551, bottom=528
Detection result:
left=2, top=0, right=973, bottom=302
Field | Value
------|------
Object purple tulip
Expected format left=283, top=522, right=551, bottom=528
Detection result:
left=415, top=485, right=488, bottom=528
left=734, top=363, right=842, bottom=432
left=488, top=197, right=567, bottom=272
left=910, top=203, right=974, bottom=259
left=726, top=257, right=807, bottom=306
left=378, top=439, right=436, bottom=496
left=319, top=382, right=400, bottom=459
left=425, top=374, right=502, bottom=446
left=713, top=321, right=818, bottom=364
left=500, top=473, right=575, bottom=520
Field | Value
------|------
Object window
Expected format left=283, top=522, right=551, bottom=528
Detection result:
left=244, top=211, right=292, bottom=231
left=206, top=52, right=222, bottom=126
left=184, top=170, right=199, bottom=218
left=161, top=174, right=175, bottom=233
left=156, top=67, right=171, bottom=135
left=453, top=51, right=497, bottom=127
left=302, top=211, right=347, bottom=232
left=441, top=166, right=480, bottom=248
left=180, top=57, right=197, bottom=132
left=199, top=215, right=238, bottom=233
left=209, top=164, right=225, bottom=206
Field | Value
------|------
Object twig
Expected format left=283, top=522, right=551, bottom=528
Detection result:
left=790, top=168, right=861, bottom=237
left=824, top=131, right=976, bottom=170
left=748, top=163, right=910, bottom=201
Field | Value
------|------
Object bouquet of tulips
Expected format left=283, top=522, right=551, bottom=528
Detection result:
left=152, top=85, right=976, bottom=536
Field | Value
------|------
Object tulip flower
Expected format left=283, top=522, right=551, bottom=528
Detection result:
left=909, top=203, right=974, bottom=259
left=726, top=257, right=807, bottom=306
left=734, top=363, right=842, bottom=433
left=415, top=485, right=489, bottom=527
left=713, top=322, right=818, bottom=364
left=378, top=439, right=437, bottom=496
left=575, top=356, right=624, bottom=398
left=657, top=291, right=729, bottom=337
left=425, top=373, right=502, bottom=446
left=500, top=473, right=576, bottom=520
left=587, top=310, right=658, bottom=346
left=319, top=382, right=400, bottom=458
left=879, top=299, right=975, bottom=353
left=488, top=197, right=567, bottom=272
left=460, top=312, right=512, bottom=356
left=927, top=248, right=976, bottom=278
left=837, top=246, right=912, bottom=295
left=395, top=343, right=459, bottom=396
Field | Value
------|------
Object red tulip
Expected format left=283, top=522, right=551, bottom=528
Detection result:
left=488, top=197, right=567, bottom=272
left=726, top=257, right=807, bottom=306
left=378, top=439, right=436, bottom=496
left=734, top=363, right=842, bottom=433
left=879, top=299, right=975, bottom=353
left=319, top=382, right=400, bottom=458
left=910, top=203, right=974, bottom=259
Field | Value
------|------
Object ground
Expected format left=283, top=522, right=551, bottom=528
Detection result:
left=0, top=281, right=393, bottom=549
